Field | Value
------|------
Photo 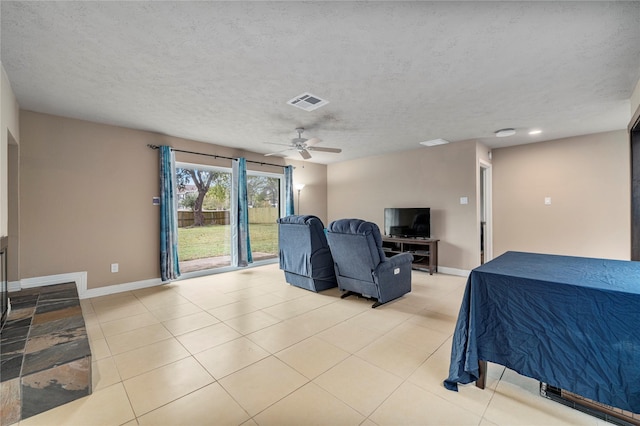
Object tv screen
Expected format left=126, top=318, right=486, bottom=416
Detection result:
left=384, top=208, right=430, bottom=238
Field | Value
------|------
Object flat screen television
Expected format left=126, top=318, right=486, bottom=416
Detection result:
left=384, top=208, right=430, bottom=238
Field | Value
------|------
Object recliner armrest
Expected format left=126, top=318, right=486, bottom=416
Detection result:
left=376, top=252, right=413, bottom=274
left=372, top=252, right=413, bottom=305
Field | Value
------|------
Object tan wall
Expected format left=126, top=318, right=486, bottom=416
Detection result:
left=492, top=130, right=630, bottom=260
left=1, top=65, right=20, bottom=235
left=631, top=76, right=640, bottom=117
left=19, top=111, right=328, bottom=289
left=631, top=76, right=640, bottom=131
left=2, top=65, right=21, bottom=283
left=328, top=140, right=482, bottom=272
left=289, top=162, right=328, bottom=223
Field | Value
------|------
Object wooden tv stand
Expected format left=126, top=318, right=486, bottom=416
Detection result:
left=381, top=236, right=439, bottom=274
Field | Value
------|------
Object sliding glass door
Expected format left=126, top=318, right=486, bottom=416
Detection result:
left=175, top=163, right=283, bottom=273
left=175, top=163, right=232, bottom=273
left=246, top=172, right=283, bottom=262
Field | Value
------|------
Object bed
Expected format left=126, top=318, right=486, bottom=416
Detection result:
left=444, top=251, right=640, bottom=413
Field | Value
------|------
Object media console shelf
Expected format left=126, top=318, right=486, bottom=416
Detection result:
left=382, top=236, right=439, bottom=274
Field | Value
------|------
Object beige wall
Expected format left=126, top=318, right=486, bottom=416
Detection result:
left=631, top=76, right=640, bottom=117
left=14, top=96, right=637, bottom=288
left=327, top=140, right=484, bottom=272
left=492, top=130, right=630, bottom=260
left=2, top=65, right=21, bottom=284
left=290, top=163, right=328, bottom=223
left=19, top=111, right=327, bottom=289
left=1, top=64, right=20, bottom=235
left=631, top=76, right=640, bottom=131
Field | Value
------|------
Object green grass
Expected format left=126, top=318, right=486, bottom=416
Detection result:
left=178, top=223, right=278, bottom=261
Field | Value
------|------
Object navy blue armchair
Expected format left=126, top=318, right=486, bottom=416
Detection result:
left=326, top=218, right=413, bottom=308
left=277, top=215, right=337, bottom=292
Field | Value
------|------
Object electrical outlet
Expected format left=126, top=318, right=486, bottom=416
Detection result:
left=111, top=263, right=119, bottom=273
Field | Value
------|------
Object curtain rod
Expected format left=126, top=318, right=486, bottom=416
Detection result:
left=147, top=144, right=289, bottom=169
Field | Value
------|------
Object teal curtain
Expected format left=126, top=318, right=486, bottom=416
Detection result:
left=159, top=146, right=180, bottom=281
left=284, top=165, right=294, bottom=216
left=231, top=158, right=253, bottom=266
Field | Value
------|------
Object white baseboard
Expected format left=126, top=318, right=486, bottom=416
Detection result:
left=437, top=266, right=471, bottom=277
left=8, top=280, right=21, bottom=292
left=15, top=272, right=165, bottom=299
left=82, top=278, right=164, bottom=299
left=20, top=271, right=88, bottom=297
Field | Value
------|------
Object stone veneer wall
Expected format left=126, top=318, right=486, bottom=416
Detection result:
left=0, top=282, right=91, bottom=425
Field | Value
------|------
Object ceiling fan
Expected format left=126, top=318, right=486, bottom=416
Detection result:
left=264, top=128, right=342, bottom=160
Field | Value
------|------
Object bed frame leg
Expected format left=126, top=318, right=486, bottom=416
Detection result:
left=476, top=360, right=487, bottom=389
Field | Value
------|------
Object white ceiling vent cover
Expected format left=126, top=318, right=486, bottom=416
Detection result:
left=287, top=92, right=329, bottom=111
left=420, top=138, right=450, bottom=147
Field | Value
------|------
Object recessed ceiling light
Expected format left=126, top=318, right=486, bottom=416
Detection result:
left=495, top=128, right=516, bottom=138
left=529, top=129, right=542, bottom=135
left=420, top=138, right=450, bottom=147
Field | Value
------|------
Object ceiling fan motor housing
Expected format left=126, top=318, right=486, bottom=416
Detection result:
left=264, top=127, right=340, bottom=159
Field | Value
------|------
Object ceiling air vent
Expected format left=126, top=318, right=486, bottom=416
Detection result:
left=420, top=138, right=450, bottom=147
left=287, top=92, right=329, bottom=111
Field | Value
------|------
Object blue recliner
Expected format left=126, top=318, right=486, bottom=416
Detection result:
left=277, top=215, right=337, bottom=292
left=326, top=218, right=413, bottom=308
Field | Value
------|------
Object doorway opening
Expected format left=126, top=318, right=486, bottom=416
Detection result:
left=630, top=107, right=640, bottom=260
left=480, top=160, right=493, bottom=264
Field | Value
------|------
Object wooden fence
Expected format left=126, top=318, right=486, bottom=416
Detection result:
left=178, top=208, right=278, bottom=228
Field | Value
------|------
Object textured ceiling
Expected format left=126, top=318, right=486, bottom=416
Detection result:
left=2, top=1, right=640, bottom=164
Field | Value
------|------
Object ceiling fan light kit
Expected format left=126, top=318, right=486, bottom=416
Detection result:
left=495, top=128, right=516, bottom=137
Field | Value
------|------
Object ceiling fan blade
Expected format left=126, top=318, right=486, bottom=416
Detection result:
left=299, top=149, right=312, bottom=160
left=307, top=146, right=342, bottom=153
left=264, top=148, right=291, bottom=157
left=264, top=142, right=293, bottom=147
left=305, top=137, right=322, bottom=146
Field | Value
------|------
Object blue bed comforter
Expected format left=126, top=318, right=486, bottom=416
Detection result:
left=444, top=251, right=640, bottom=413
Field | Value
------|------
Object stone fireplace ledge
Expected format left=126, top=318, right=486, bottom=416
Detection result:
left=0, top=282, right=91, bottom=425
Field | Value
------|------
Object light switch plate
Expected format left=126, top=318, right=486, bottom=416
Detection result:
left=544, top=197, right=552, bottom=205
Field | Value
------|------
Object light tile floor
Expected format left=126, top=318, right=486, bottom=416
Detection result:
left=18, top=264, right=606, bottom=425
